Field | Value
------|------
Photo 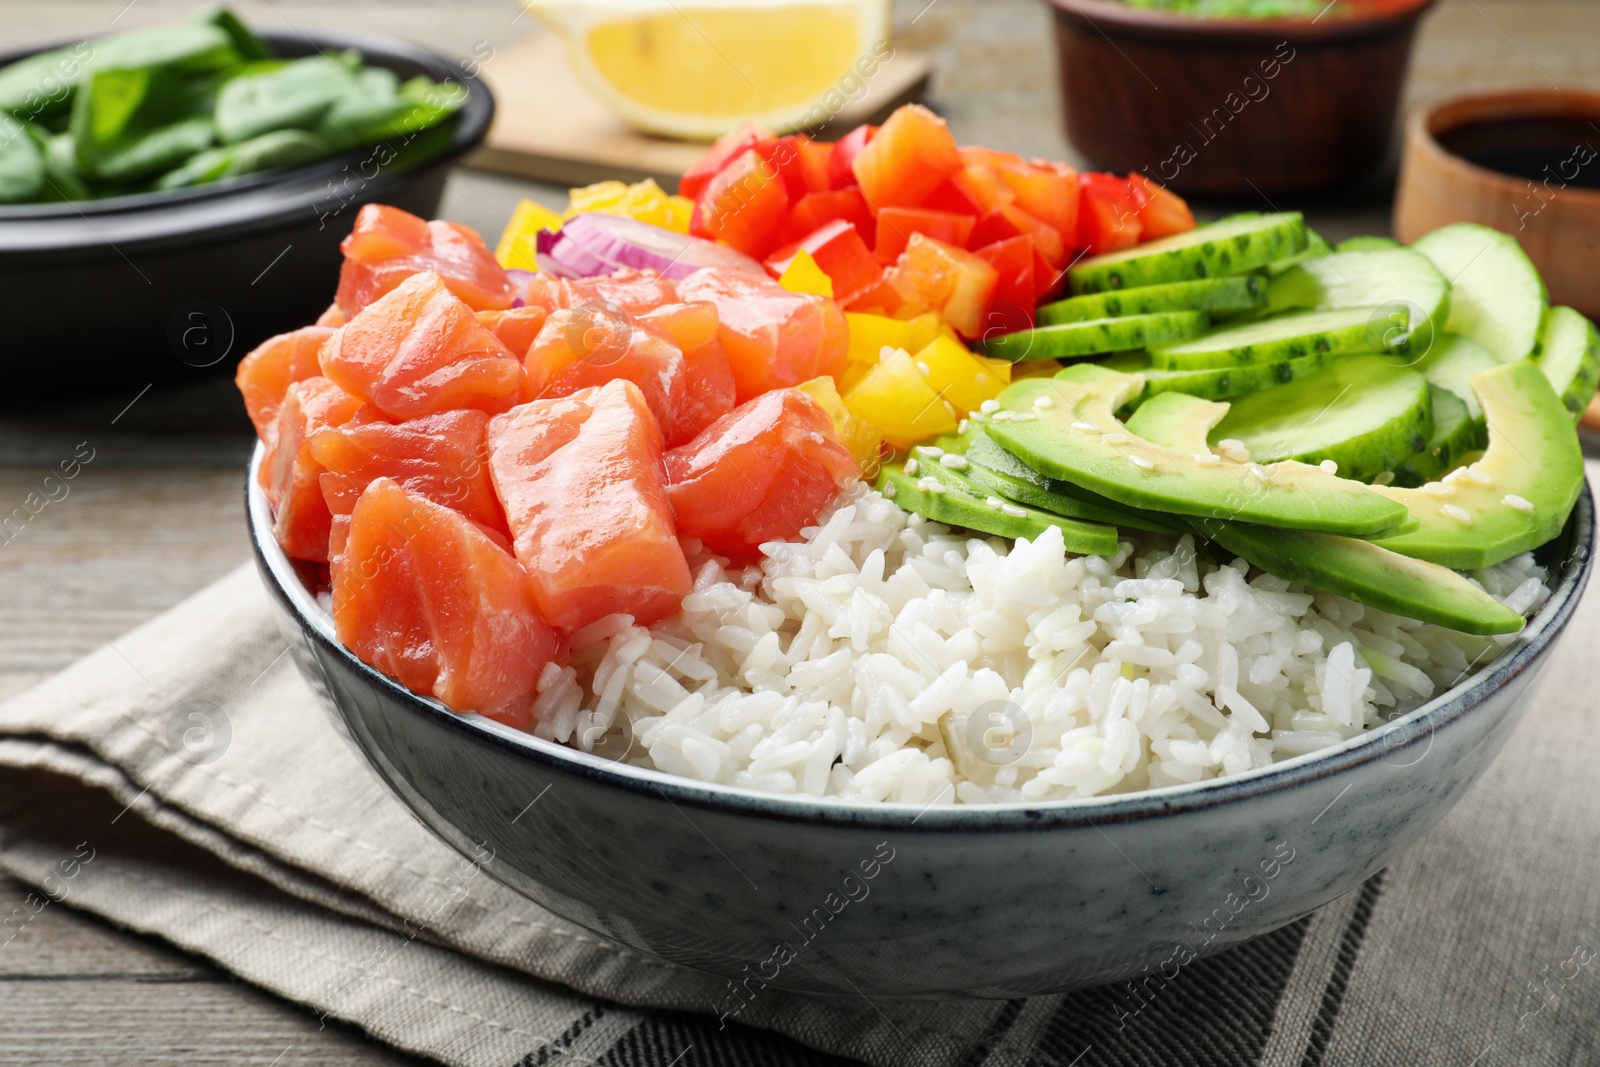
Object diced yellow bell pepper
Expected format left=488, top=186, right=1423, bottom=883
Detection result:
left=778, top=249, right=833, bottom=298
left=844, top=312, right=911, bottom=367
left=902, top=311, right=958, bottom=354
left=911, top=335, right=1009, bottom=414
left=844, top=347, right=960, bottom=448
left=664, top=194, right=694, bottom=233
left=566, top=180, right=631, bottom=215
left=496, top=198, right=565, bottom=271
left=798, top=375, right=883, bottom=473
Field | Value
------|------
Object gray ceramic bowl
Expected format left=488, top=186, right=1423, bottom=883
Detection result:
left=247, top=445, right=1594, bottom=998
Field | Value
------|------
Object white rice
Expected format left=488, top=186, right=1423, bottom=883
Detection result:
left=536, top=484, right=1551, bottom=805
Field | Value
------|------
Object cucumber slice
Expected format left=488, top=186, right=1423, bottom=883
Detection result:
left=1036, top=277, right=1266, bottom=325
left=1191, top=518, right=1524, bottom=635
left=880, top=456, right=1120, bottom=555
left=1148, top=306, right=1395, bottom=371
left=1412, top=223, right=1547, bottom=362
left=1210, top=355, right=1433, bottom=483
left=1068, top=212, right=1307, bottom=294
left=1264, top=226, right=1333, bottom=276
left=1335, top=236, right=1401, bottom=252
left=1393, top=387, right=1482, bottom=487
left=1265, top=248, right=1450, bottom=356
left=1412, top=332, right=1499, bottom=421
left=963, top=427, right=1179, bottom=534
left=1534, top=306, right=1600, bottom=421
left=1103, top=349, right=1331, bottom=404
left=980, top=311, right=1207, bottom=362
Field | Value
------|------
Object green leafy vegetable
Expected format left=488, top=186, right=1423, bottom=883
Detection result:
left=0, top=117, right=44, bottom=202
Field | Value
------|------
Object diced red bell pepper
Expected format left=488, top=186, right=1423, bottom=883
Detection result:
left=777, top=188, right=875, bottom=247
left=679, top=124, right=777, bottom=201
left=765, top=219, right=883, bottom=308
left=851, top=105, right=961, bottom=209
left=1128, top=173, right=1197, bottom=239
left=771, top=134, right=832, bottom=201
left=872, top=206, right=977, bottom=264
left=827, top=124, right=876, bottom=190
left=973, top=235, right=1037, bottom=337
left=883, top=234, right=999, bottom=339
left=1079, top=173, right=1146, bottom=255
left=690, top=148, right=789, bottom=259
left=970, top=204, right=1066, bottom=269
left=996, top=159, right=1080, bottom=248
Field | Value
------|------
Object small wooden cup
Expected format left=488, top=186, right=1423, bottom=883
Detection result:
left=1394, top=89, right=1600, bottom=322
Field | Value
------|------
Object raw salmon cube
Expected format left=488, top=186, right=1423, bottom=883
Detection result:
left=487, top=379, right=691, bottom=630
left=320, top=271, right=524, bottom=421
left=236, top=325, right=336, bottom=445
left=336, top=204, right=514, bottom=317
left=675, top=268, right=848, bottom=401
left=312, top=409, right=509, bottom=542
left=266, top=377, right=366, bottom=561
left=665, top=389, right=858, bottom=564
left=333, top=477, right=562, bottom=728
left=476, top=306, right=551, bottom=361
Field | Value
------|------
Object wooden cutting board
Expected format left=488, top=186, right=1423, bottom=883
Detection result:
left=467, top=30, right=930, bottom=192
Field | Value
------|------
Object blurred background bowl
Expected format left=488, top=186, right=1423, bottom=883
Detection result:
left=1394, top=88, right=1600, bottom=322
left=0, top=27, right=493, bottom=396
left=1043, top=0, right=1436, bottom=197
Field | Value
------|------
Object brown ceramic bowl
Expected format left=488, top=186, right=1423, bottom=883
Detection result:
left=1394, top=88, right=1600, bottom=325
left=1043, top=0, right=1437, bottom=197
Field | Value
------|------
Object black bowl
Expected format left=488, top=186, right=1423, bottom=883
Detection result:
left=0, top=28, right=494, bottom=395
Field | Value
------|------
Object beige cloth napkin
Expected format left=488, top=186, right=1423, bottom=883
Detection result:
left=0, top=470, right=1596, bottom=1066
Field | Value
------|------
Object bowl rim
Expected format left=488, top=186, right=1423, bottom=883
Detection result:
left=1407, top=87, right=1600, bottom=210
left=0, top=26, right=493, bottom=253
left=1043, top=0, right=1439, bottom=44
left=248, top=443, right=1594, bottom=832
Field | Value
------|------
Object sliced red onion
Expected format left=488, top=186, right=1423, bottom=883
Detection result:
left=505, top=267, right=535, bottom=307
left=536, top=213, right=765, bottom=281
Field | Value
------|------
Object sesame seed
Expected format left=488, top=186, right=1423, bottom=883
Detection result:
left=917, top=477, right=945, bottom=494
left=1009, top=412, right=1037, bottom=422
left=1371, top=471, right=1396, bottom=487
left=883, top=481, right=897, bottom=499
left=1422, top=481, right=1454, bottom=497
left=957, top=418, right=970, bottom=434
left=1466, top=468, right=1493, bottom=487
left=1000, top=503, right=1028, bottom=518
left=1130, top=455, right=1155, bottom=471
left=1441, top=503, right=1473, bottom=523
left=991, top=410, right=1014, bottom=422
left=1249, top=464, right=1270, bottom=483
left=904, top=458, right=919, bottom=476
left=986, top=496, right=1005, bottom=509
left=915, top=361, right=931, bottom=375
left=1319, top=459, right=1338, bottom=474
left=1503, top=493, right=1535, bottom=513
left=1033, top=396, right=1055, bottom=409
left=939, top=453, right=969, bottom=470
left=980, top=399, right=1002, bottom=415
left=924, top=446, right=945, bottom=458
left=1071, top=421, right=1100, bottom=434
left=1444, top=467, right=1469, bottom=484
left=1102, top=432, right=1128, bottom=445
left=1195, top=452, right=1221, bottom=466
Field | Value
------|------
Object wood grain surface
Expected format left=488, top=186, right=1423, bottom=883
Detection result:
left=0, top=0, right=1595, bottom=1063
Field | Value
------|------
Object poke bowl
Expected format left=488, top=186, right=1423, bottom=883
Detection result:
left=242, top=106, right=1597, bottom=997
left=0, top=13, right=493, bottom=393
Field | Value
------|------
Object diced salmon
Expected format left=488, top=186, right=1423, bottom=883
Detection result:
left=336, top=204, right=514, bottom=317
left=265, top=377, right=366, bottom=561
left=320, top=271, right=524, bottom=421
left=675, top=268, right=849, bottom=401
left=333, top=477, right=562, bottom=728
left=637, top=301, right=719, bottom=353
left=518, top=269, right=677, bottom=316
left=311, top=409, right=509, bottom=542
left=477, top=306, right=551, bottom=360
left=522, top=307, right=715, bottom=446
left=664, top=389, right=857, bottom=564
left=487, top=380, right=691, bottom=630
left=235, top=325, right=336, bottom=444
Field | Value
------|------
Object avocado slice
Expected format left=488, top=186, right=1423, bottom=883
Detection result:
left=877, top=456, right=1120, bottom=556
left=1125, top=394, right=1523, bottom=635
left=984, top=369, right=1412, bottom=537
left=962, top=429, right=1180, bottom=534
left=1372, top=360, right=1585, bottom=569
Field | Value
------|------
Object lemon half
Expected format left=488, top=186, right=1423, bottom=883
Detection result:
left=528, top=0, right=892, bottom=140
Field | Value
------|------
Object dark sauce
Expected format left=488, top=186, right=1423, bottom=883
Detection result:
left=1437, top=116, right=1600, bottom=189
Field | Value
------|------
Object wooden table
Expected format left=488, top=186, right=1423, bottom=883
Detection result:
left=0, top=0, right=1596, bottom=1062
